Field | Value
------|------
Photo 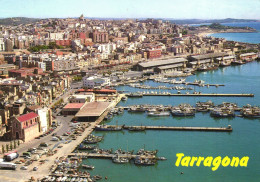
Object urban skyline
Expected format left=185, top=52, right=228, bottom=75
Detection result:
left=1, top=0, right=260, bottom=19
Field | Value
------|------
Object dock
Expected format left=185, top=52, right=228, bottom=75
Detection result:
left=128, top=93, right=254, bottom=97
left=69, top=153, right=137, bottom=159
left=68, top=153, right=165, bottom=160
left=108, top=125, right=233, bottom=132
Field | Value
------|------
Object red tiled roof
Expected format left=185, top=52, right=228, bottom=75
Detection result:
left=64, top=103, right=84, bottom=109
left=17, top=112, right=38, bottom=122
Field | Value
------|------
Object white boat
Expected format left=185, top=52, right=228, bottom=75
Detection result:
left=147, top=111, right=170, bottom=116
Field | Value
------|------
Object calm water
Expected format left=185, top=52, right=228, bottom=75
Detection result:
left=81, top=62, right=260, bottom=182
left=209, top=22, right=260, bottom=44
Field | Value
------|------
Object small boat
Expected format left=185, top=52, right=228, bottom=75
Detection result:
left=121, top=96, right=128, bottom=101
left=147, top=111, right=170, bottom=116
left=95, top=124, right=123, bottom=131
left=78, top=144, right=97, bottom=150
left=112, top=155, right=129, bottom=164
left=231, top=60, right=246, bottom=65
left=82, top=164, right=94, bottom=170
left=210, top=108, right=235, bottom=117
left=171, top=109, right=195, bottom=116
left=134, top=157, right=156, bottom=166
left=128, top=126, right=146, bottom=131
left=127, top=93, right=143, bottom=97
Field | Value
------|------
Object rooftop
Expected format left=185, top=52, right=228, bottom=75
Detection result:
left=17, top=112, right=38, bottom=122
left=63, top=103, right=85, bottom=109
left=75, top=102, right=110, bottom=117
left=191, top=53, right=228, bottom=60
left=138, top=58, right=188, bottom=68
left=240, top=52, right=257, bottom=56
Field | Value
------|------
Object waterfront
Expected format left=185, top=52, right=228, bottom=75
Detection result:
left=77, top=61, right=260, bottom=182
left=209, top=22, right=260, bottom=44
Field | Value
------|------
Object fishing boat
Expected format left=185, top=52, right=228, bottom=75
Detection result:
left=112, top=155, right=129, bottom=164
left=121, top=96, right=128, bottom=101
left=83, top=135, right=103, bottom=144
left=171, top=108, right=195, bottom=116
left=134, top=156, right=156, bottom=166
left=241, top=105, right=260, bottom=118
left=127, top=93, right=143, bottom=97
left=147, top=111, right=170, bottom=116
left=128, top=106, right=146, bottom=112
left=82, top=164, right=95, bottom=170
left=231, top=60, right=246, bottom=65
left=197, top=64, right=218, bottom=71
left=196, top=100, right=214, bottom=112
left=128, top=126, right=146, bottom=131
left=95, top=124, right=123, bottom=131
left=210, top=108, right=235, bottom=117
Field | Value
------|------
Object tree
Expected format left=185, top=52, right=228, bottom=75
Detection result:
left=6, top=144, right=9, bottom=152
left=10, top=142, right=13, bottom=151
left=14, top=140, right=16, bottom=149
left=2, top=145, right=5, bottom=154
left=18, top=140, right=20, bottom=146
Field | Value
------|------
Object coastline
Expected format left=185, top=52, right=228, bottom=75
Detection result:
left=197, top=29, right=257, bottom=38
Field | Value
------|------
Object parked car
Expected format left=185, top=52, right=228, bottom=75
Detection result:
left=40, top=142, right=48, bottom=147
left=20, top=166, right=28, bottom=170
left=33, top=167, right=38, bottom=171
left=51, top=137, right=59, bottom=141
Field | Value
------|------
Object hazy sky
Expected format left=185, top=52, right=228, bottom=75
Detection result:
left=0, top=0, right=260, bottom=19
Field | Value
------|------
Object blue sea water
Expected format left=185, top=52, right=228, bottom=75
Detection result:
left=209, top=22, right=260, bottom=44
left=81, top=62, right=260, bottom=182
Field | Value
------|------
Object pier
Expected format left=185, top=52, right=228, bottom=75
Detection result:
left=69, top=153, right=137, bottom=159
left=68, top=153, right=165, bottom=160
left=128, top=93, right=254, bottom=97
left=106, top=125, right=233, bottom=132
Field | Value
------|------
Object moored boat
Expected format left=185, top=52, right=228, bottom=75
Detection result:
left=95, top=124, right=123, bottom=131
left=147, top=111, right=170, bottom=116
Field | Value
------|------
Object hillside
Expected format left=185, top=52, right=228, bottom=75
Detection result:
left=0, top=17, right=40, bottom=25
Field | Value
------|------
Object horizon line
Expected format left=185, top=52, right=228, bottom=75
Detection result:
left=0, top=16, right=260, bottom=21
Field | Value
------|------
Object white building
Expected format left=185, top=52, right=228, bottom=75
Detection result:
left=37, top=108, right=49, bottom=133
left=38, top=62, right=46, bottom=71
left=69, top=93, right=95, bottom=103
left=82, top=76, right=110, bottom=88
left=0, top=37, right=5, bottom=51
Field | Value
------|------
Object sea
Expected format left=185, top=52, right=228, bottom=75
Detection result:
left=80, top=23, right=260, bottom=182
left=209, top=22, right=260, bottom=44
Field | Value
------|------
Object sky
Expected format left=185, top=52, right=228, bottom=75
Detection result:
left=0, top=0, right=260, bottom=19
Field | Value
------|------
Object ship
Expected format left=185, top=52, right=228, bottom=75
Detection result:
left=78, top=144, right=97, bottom=150
left=127, top=93, right=143, bottom=97
left=210, top=108, right=235, bottom=117
left=134, top=156, right=156, bottom=166
left=147, top=111, right=170, bottom=116
left=121, top=96, right=128, bottom=101
left=82, top=164, right=95, bottom=170
left=83, top=135, right=103, bottom=144
left=231, top=60, right=246, bottom=65
left=196, top=100, right=214, bottom=112
left=95, top=124, right=123, bottom=131
left=240, top=105, right=260, bottom=118
left=128, top=126, right=146, bottom=131
left=112, top=155, right=129, bottom=164
left=171, top=109, right=195, bottom=116
left=197, top=64, right=219, bottom=72
left=128, top=106, right=146, bottom=112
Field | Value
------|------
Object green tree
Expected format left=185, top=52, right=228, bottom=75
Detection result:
left=14, top=140, right=17, bottom=149
left=2, top=145, right=5, bottom=154
left=6, top=144, right=9, bottom=152
left=18, top=140, right=20, bottom=146
left=10, top=142, right=13, bottom=151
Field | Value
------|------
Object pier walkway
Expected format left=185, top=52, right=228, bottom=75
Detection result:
left=128, top=93, right=254, bottom=97
left=105, top=125, right=233, bottom=132
left=69, top=153, right=137, bottom=159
